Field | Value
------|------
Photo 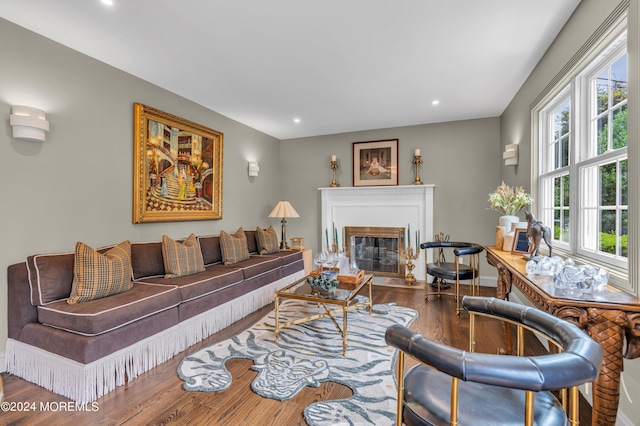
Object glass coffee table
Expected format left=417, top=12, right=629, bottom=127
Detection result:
left=274, top=274, right=373, bottom=355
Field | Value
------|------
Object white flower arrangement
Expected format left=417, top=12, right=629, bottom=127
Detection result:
left=488, top=182, right=533, bottom=216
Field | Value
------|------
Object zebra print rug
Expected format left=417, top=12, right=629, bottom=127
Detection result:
left=178, top=297, right=417, bottom=426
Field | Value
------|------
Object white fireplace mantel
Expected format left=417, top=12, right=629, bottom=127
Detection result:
left=319, top=185, right=434, bottom=281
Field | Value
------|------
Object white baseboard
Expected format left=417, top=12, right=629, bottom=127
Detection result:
left=615, top=411, right=634, bottom=426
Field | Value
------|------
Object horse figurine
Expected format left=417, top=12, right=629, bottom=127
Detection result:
left=525, top=211, right=552, bottom=257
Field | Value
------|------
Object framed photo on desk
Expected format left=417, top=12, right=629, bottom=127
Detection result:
left=511, top=228, right=533, bottom=254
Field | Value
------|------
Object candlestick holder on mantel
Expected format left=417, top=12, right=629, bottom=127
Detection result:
left=330, top=160, right=340, bottom=187
left=412, top=154, right=424, bottom=185
left=402, top=246, right=421, bottom=285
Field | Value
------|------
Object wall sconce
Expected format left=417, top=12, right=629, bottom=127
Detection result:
left=248, top=161, right=260, bottom=177
left=503, top=143, right=518, bottom=166
left=10, top=105, right=50, bottom=142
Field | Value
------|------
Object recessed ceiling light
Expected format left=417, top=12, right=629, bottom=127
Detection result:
left=294, top=118, right=301, bottom=123
left=432, top=100, right=440, bottom=106
left=101, top=0, right=114, bottom=6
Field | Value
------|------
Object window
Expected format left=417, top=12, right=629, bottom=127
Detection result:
left=536, top=27, right=628, bottom=285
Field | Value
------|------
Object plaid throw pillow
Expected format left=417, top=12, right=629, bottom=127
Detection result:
left=256, top=226, right=279, bottom=254
left=220, top=227, right=250, bottom=265
left=67, top=240, right=133, bottom=304
left=162, top=233, right=205, bottom=278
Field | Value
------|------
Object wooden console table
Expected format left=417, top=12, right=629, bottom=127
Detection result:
left=485, top=246, right=640, bottom=426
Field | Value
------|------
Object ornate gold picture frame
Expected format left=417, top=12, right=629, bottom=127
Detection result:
left=133, top=103, right=223, bottom=223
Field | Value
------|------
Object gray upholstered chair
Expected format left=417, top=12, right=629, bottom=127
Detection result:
left=420, top=241, right=484, bottom=315
left=385, top=296, right=603, bottom=426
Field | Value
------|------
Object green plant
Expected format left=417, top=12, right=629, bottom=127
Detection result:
left=488, top=182, right=533, bottom=216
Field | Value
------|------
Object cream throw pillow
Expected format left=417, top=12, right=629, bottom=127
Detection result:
left=68, top=240, right=133, bottom=304
left=162, top=233, right=205, bottom=278
left=256, top=226, right=279, bottom=254
left=220, top=227, right=250, bottom=264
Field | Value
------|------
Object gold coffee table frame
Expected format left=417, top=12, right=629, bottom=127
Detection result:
left=274, top=274, right=373, bottom=355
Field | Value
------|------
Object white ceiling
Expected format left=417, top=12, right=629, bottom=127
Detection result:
left=0, top=0, right=580, bottom=140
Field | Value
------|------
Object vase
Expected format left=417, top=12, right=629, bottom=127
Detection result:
left=498, top=215, right=520, bottom=231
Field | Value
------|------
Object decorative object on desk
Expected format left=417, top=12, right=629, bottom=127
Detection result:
left=412, top=148, right=424, bottom=185
left=329, top=154, right=340, bottom=187
left=553, top=261, right=609, bottom=296
left=502, top=221, right=528, bottom=251
left=525, top=210, right=552, bottom=257
left=525, top=255, right=564, bottom=276
left=268, top=200, right=300, bottom=249
left=178, top=298, right=417, bottom=426
left=495, top=225, right=506, bottom=249
left=289, top=237, right=305, bottom=250
left=511, top=228, right=533, bottom=254
left=352, top=139, right=398, bottom=186
left=488, top=182, right=533, bottom=234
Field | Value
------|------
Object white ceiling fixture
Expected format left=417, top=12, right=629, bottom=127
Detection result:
left=0, top=1, right=580, bottom=140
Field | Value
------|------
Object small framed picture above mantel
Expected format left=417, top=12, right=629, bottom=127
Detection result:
left=352, top=139, right=398, bottom=187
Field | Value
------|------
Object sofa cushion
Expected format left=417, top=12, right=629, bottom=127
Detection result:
left=27, top=252, right=75, bottom=306
left=67, top=241, right=134, bottom=304
left=235, top=255, right=282, bottom=280
left=38, top=282, right=180, bottom=336
left=138, top=266, right=244, bottom=303
left=220, top=227, right=250, bottom=265
left=256, top=226, right=279, bottom=254
left=266, top=249, right=303, bottom=266
left=198, top=235, right=222, bottom=266
left=162, top=234, right=205, bottom=278
left=131, top=241, right=165, bottom=280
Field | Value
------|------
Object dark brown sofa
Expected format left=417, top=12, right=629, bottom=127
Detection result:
left=5, top=230, right=304, bottom=403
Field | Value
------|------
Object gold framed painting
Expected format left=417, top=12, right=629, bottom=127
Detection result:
left=133, top=103, right=223, bottom=223
left=352, top=139, right=398, bottom=186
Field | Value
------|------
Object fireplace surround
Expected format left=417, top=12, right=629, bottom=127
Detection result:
left=320, top=185, right=434, bottom=281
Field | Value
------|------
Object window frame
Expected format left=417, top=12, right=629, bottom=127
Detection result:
left=532, top=19, right=632, bottom=293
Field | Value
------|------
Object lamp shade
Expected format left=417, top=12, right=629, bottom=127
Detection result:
left=268, top=201, right=300, bottom=218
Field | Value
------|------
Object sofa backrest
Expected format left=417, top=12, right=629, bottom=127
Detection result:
left=245, top=230, right=259, bottom=254
left=131, top=241, right=165, bottom=280
left=198, top=235, right=223, bottom=266
left=24, top=230, right=262, bottom=305
left=27, top=245, right=115, bottom=305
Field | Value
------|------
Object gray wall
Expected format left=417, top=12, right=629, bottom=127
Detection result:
left=281, top=119, right=501, bottom=257
left=500, top=0, right=639, bottom=421
left=0, top=18, right=283, bottom=354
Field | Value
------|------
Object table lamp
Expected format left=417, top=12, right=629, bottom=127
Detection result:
left=268, top=201, right=300, bottom=249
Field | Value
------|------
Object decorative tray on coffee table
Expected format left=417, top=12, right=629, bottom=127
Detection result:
left=309, top=269, right=365, bottom=285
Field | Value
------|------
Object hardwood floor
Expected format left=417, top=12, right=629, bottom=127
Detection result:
left=1, top=284, right=591, bottom=425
